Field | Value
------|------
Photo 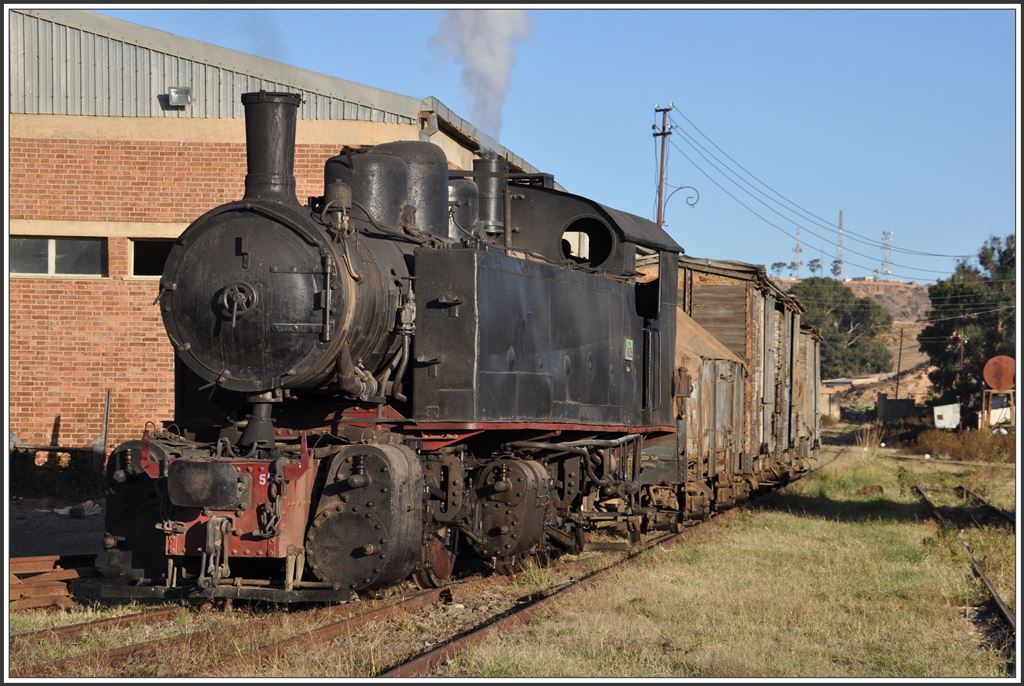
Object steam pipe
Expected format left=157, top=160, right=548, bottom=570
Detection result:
left=241, top=91, right=302, bottom=204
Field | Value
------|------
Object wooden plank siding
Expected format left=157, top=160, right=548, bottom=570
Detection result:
left=689, top=284, right=748, bottom=361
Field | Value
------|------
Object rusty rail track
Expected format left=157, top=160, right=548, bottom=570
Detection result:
left=954, top=485, right=1016, bottom=529
left=877, top=453, right=1016, bottom=469
left=208, top=578, right=501, bottom=677
left=11, top=580, right=495, bottom=677
left=14, top=627, right=225, bottom=678
left=379, top=531, right=681, bottom=677
left=8, top=606, right=183, bottom=652
left=380, top=447, right=845, bottom=677
left=913, top=484, right=1016, bottom=635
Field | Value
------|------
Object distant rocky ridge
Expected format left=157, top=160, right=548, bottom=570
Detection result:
left=776, top=277, right=931, bottom=322
left=778, top=277, right=936, bottom=407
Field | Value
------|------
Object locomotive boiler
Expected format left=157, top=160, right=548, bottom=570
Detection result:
left=84, top=91, right=818, bottom=604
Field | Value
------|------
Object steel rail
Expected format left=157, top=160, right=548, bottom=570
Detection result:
left=876, top=454, right=1015, bottom=469
left=208, top=578, right=502, bottom=676
left=12, top=624, right=222, bottom=678
left=913, top=485, right=1016, bottom=634
left=954, top=485, right=1016, bottom=529
left=380, top=531, right=682, bottom=678
left=8, top=606, right=183, bottom=652
left=381, top=447, right=845, bottom=677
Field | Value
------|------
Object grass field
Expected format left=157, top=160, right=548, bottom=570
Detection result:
left=441, top=450, right=1015, bottom=678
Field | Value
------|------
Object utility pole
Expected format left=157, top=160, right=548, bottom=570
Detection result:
left=894, top=328, right=904, bottom=400
left=653, top=103, right=673, bottom=228
left=956, top=330, right=965, bottom=436
left=837, top=209, right=845, bottom=279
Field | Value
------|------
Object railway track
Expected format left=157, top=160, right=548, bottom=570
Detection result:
left=10, top=447, right=845, bottom=677
left=379, top=447, right=844, bottom=677
left=913, top=484, right=1016, bottom=636
left=953, top=485, right=1016, bottom=529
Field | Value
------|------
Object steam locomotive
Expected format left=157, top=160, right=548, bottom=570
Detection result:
left=82, top=92, right=819, bottom=604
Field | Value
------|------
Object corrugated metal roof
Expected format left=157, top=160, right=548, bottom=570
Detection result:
left=9, top=9, right=546, bottom=176
left=10, top=9, right=420, bottom=122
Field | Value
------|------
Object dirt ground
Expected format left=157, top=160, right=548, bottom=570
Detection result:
left=8, top=497, right=106, bottom=557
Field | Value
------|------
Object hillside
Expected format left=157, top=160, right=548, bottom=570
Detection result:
left=843, top=279, right=932, bottom=322
left=776, top=277, right=932, bottom=370
left=777, top=277, right=931, bottom=322
left=778, top=277, right=936, bottom=403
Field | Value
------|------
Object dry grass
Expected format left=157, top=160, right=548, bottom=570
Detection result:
left=913, top=429, right=1016, bottom=463
left=961, top=526, right=1016, bottom=613
left=9, top=600, right=163, bottom=635
left=854, top=423, right=884, bottom=457
left=440, top=453, right=1009, bottom=678
left=902, top=463, right=1016, bottom=615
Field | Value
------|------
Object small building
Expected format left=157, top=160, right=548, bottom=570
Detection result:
left=8, top=9, right=547, bottom=452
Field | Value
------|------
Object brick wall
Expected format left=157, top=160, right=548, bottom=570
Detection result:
left=9, top=136, right=351, bottom=451
left=9, top=237, right=172, bottom=449
left=10, top=138, right=340, bottom=222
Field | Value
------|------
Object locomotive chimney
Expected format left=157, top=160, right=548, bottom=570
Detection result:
left=474, top=156, right=508, bottom=243
left=241, top=90, right=302, bottom=204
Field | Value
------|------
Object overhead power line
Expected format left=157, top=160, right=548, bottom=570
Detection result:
left=670, top=130, right=954, bottom=275
left=669, top=111, right=976, bottom=259
left=911, top=306, right=1016, bottom=324
left=775, top=276, right=1018, bottom=287
left=667, top=137, right=954, bottom=282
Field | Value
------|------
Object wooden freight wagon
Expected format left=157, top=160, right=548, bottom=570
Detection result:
left=794, top=324, right=823, bottom=461
left=638, top=255, right=813, bottom=481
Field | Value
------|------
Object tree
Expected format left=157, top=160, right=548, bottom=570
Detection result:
left=789, top=277, right=894, bottom=378
left=917, top=234, right=1016, bottom=408
left=808, top=258, right=822, bottom=276
left=830, top=259, right=843, bottom=278
left=771, top=261, right=787, bottom=278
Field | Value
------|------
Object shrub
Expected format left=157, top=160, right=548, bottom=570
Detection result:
left=913, top=429, right=1016, bottom=463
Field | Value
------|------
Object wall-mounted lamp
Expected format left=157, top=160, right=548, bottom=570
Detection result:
left=167, top=86, right=192, bottom=107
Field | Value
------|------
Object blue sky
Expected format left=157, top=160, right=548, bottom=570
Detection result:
left=98, top=7, right=1017, bottom=283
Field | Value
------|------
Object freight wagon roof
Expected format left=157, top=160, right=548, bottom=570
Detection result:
left=800, top=324, right=824, bottom=342
left=10, top=9, right=547, bottom=178
left=673, top=255, right=805, bottom=313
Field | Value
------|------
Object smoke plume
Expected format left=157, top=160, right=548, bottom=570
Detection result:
left=431, top=10, right=532, bottom=146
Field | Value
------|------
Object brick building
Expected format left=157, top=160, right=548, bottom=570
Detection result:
left=7, top=9, right=546, bottom=453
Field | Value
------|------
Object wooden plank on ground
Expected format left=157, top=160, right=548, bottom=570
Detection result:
left=10, top=595, right=76, bottom=611
left=12, top=582, right=70, bottom=600
left=28, top=567, right=98, bottom=583
left=10, top=554, right=96, bottom=575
